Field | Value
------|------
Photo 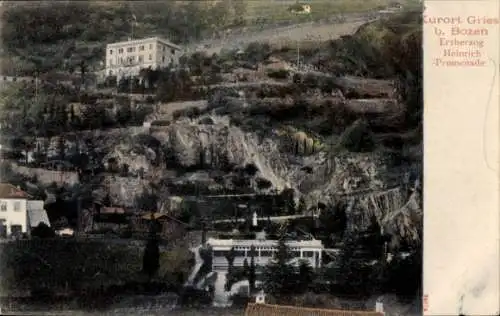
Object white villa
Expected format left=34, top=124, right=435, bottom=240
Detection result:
left=0, top=183, right=50, bottom=238
left=104, top=36, right=183, bottom=80
left=207, top=236, right=324, bottom=271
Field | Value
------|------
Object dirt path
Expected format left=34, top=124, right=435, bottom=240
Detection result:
left=187, top=15, right=377, bottom=55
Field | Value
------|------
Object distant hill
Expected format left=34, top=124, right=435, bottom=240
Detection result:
left=0, top=0, right=418, bottom=76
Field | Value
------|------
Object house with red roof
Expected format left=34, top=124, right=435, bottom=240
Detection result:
left=0, top=183, right=31, bottom=238
left=0, top=183, right=51, bottom=238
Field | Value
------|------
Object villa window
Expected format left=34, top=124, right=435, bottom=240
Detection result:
left=139, top=45, right=145, bottom=51
left=13, top=202, right=20, bottom=212
left=148, top=54, right=152, bottom=61
left=162, top=56, right=165, bottom=63
left=139, top=55, right=144, bottom=62
left=109, top=49, right=113, bottom=55
left=149, top=44, right=153, bottom=49
left=0, top=202, right=6, bottom=211
left=118, top=48, right=123, bottom=54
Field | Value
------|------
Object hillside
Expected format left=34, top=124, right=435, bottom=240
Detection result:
left=0, top=0, right=419, bottom=76
left=0, top=7, right=422, bottom=241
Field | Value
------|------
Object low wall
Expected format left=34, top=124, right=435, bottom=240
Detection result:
left=10, top=163, right=79, bottom=186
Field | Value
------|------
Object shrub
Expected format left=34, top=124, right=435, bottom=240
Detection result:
left=267, top=69, right=289, bottom=80
left=31, top=223, right=56, bottom=239
left=151, top=120, right=170, bottom=126
left=198, top=117, right=214, bottom=125
left=172, top=106, right=201, bottom=120
left=339, top=119, right=376, bottom=152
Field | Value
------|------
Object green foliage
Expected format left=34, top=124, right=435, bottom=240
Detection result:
left=1, top=1, right=248, bottom=74
left=31, top=223, right=56, bottom=239
left=135, top=190, right=158, bottom=213
left=142, top=222, right=161, bottom=280
left=157, top=246, right=194, bottom=287
left=249, top=245, right=257, bottom=293
left=224, top=247, right=236, bottom=291
left=297, top=197, right=307, bottom=214
left=262, top=237, right=297, bottom=299
left=244, top=42, right=272, bottom=64
left=280, top=188, right=296, bottom=215
left=0, top=239, right=142, bottom=295
left=318, top=201, right=348, bottom=246
left=297, top=260, right=315, bottom=294
left=267, top=69, right=290, bottom=80
left=339, top=119, right=376, bottom=152
left=335, top=233, right=373, bottom=295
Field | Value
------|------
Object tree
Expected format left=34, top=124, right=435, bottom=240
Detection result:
left=362, top=215, right=385, bottom=260
left=297, top=260, right=314, bottom=293
left=135, top=190, right=158, bottom=213
left=142, top=222, right=160, bottom=280
left=224, top=247, right=236, bottom=291
left=249, top=245, right=256, bottom=293
left=243, top=258, right=249, bottom=276
left=297, top=197, right=306, bottom=214
left=336, top=232, right=372, bottom=295
left=116, top=101, right=132, bottom=126
left=281, top=188, right=296, bottom=215
left=262, top=237, right=296, bottom=300
left=31, top=223, right=56, bottom=239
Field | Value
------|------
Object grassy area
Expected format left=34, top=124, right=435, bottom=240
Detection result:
left=0, top=239, right=194, bottom=296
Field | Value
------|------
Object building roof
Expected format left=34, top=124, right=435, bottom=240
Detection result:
left=244, top=303, right=384, bottom=316
left=101, top=206, right=126, bottom=214
left=140, top=212, right=189, bottom=226
left=0, top=183, right=31, bottom=199
left=206, top=238, right=324, bottom=249
left=107, top=36, right=182, bottom=50
left=28, top=209, right=51, bottom=228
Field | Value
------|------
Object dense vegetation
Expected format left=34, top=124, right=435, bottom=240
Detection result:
left=0, top=0, right=414, bottom=76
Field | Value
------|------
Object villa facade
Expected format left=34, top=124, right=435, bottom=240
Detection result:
left=207, top=237, right=324, bottom=271
left=104, top=36, right=182, bottom=79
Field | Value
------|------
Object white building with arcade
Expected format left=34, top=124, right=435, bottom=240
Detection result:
left=206, top=236, right=324, bottom=272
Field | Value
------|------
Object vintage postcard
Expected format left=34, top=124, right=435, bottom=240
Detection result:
left=0, top=1, right=425, bottom=315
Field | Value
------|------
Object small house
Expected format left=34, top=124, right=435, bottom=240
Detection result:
left=0, top=183, right=31, bottom=238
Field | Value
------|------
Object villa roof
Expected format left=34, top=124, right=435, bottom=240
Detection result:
left=244, top=303, right=384, bottom=316
left=206, top=238, right=324, bottom=248
left=0, top=183, right=31, bottom=199
left=107, top=36, right=182, bottom=50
